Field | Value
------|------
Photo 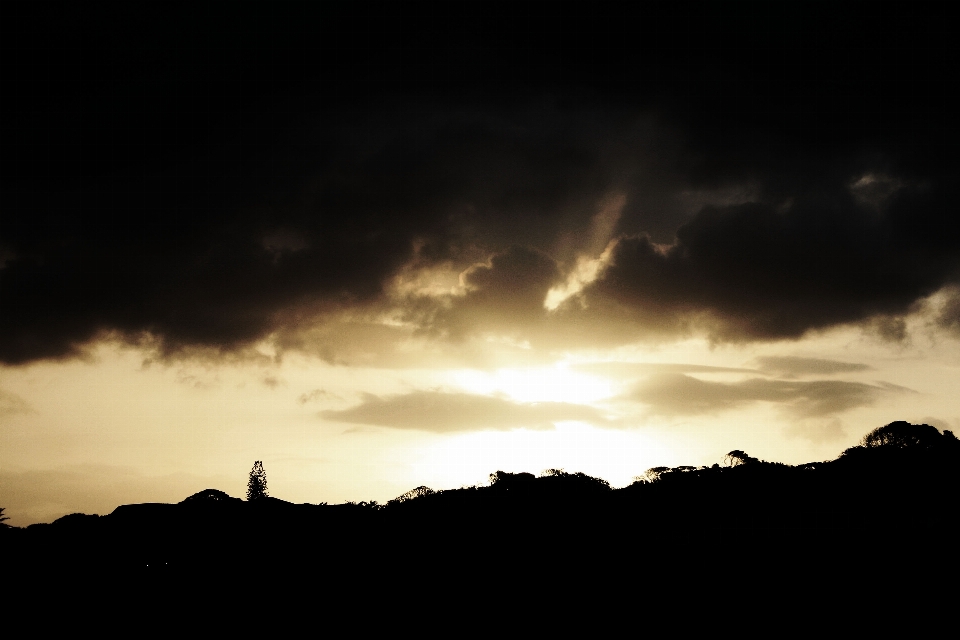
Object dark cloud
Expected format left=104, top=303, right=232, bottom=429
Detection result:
left=583, top=178, right=960, bottom=341
left=872, top=315, right=910, bottom=343
left=754, top=357, right=871, bottom=377
left=629, top=374, right=910, bottom=418
left=321, top=391, right=604, bottom=432
left=3, top=4, right=959, bottom=363
left=933, top=287, right=960, bottom=337
left=0, top=89, right=689, bottom=363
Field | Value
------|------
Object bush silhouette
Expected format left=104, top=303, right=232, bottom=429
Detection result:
left=390, top=485, right=436, bottom=504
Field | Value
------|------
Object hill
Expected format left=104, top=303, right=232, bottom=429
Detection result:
left=4, top=422, right=958, bottom=612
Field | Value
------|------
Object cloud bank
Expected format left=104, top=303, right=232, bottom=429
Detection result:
left=629, top=374, right=910, bottom=418
left=4, top=4, right=960, bottom=364
left=754, top=357, right=871, bottom=377
left=321, top=391, right=605, bottom=432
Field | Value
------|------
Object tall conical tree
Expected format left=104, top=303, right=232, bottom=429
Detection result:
left=247, top=461, right=268, bottom=501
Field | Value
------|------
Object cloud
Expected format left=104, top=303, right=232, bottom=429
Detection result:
left=298, top=389, right=336, bottom=405
left=871, top=315, right=909, bottom=343
left=628, top=374, right=910, bottom=418
left=262, top=376, right=283, bottom=389
left=4, top=9, right=960, bottom=364
left=582, top=178, right=960, bottom=342
left=933, top=286, right=960, bottom=337
left=277, top=309, right=558, bottom=370
left=0, top=96, right=679, bottom=364
left=754, top=356, right=871, bottom=377
left=321, top=391, right=604, bottom=432
left=414, top=246, right=563, bottom=341
left=574, top=362, right=756, bottom=378
left=0, top=388, right=33, bottom=418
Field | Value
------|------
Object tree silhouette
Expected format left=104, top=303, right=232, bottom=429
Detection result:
left=641, top=466, right=670, bottom=482
left=860, top=421, right=942, bottom=449
left=247, top=461, right=268, bottom=501
left=0, top=506, right=9, bottom=528
left=723, top=450, right=759, bottom=466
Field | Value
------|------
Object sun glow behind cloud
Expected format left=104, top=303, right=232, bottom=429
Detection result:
left=450, top=362, right=616, bottom=405
left=544, top=193, right=625, bottom=311
left=543, top=243, right=616, bottom=311
left=5, top=313, right=960, bottom=527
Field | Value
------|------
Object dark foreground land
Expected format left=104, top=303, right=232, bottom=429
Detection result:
left=4, top=422, right=959, bottom=614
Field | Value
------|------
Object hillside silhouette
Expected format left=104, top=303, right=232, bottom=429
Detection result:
left=5, top=421, right=958, bottom=608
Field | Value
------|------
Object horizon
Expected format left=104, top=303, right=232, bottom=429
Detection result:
left=4, top=3, right=960, bottom=527
left=15, top=419, right=959, bottom=523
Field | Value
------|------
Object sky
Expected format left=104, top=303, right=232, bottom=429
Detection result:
left=3, top=3, right=960, bottom=526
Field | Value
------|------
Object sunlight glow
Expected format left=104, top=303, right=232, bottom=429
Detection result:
left=413, top=422, right=679, bottom=490
left=451, top=363, right=615, bottom=404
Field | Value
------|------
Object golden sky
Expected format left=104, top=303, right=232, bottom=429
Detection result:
left=3, top=3, right=959, bottom=526
left=3, top=277, right=959, bottom=526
